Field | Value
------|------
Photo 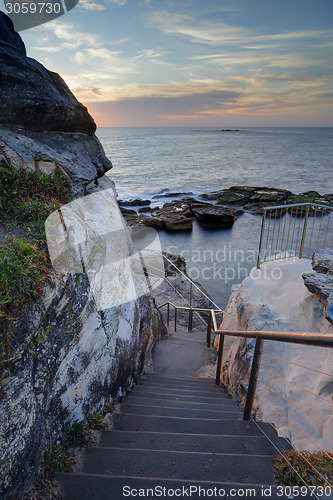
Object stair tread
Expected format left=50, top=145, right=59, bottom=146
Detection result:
left=79, top=447, right=276, bottom=483
left=117, top=403, right=242, bottom=419
left=96, top=429, right=288, bottom=454
left=56, top=474, right=305, bottom=500
left=113, top=414, right=279, bottom=435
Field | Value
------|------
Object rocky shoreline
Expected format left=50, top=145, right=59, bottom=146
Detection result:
left=118, top=186, right=333, bottom=232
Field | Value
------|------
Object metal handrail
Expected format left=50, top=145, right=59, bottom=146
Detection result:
left=257, top=202, right=333, bottom=268
left=158, top=301, right=222, bottom=334
left=162, top=254, right=222, bottom=311
left=207, top=309, right=333, bottom=421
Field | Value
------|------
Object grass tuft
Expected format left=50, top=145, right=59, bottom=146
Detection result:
left=274, top=449, right=333, bottom=487
left=0, top=165, right=71, bottom=390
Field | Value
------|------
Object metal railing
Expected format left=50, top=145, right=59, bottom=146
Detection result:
left=144, top=253, right=224, bottom=331
left=207, top=309, right=333, bottom=494
left=157, top=301, right=223, bottom=333
left=257, top=203, right=333, bottom=268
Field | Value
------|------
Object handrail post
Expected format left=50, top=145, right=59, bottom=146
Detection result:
left=243, top=338, right=264, bottom=420
left=215, top=334, right=225, bottom=385
left=174, top=307, right=177, bottom=332
left=188, top=309, right=193, bottom=331
left=257, top=210, right=267, bottom=268
left=188, top=282, right=193, bottom=331
left=167, top=303, right=170, bottom=326
left=299, top=204, right=310, bottom=259
left=206, top=313, right=212, bottom=348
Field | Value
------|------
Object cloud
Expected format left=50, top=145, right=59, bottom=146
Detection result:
left=37, top=20, right=101, bottom=49
left=79, top=0, right=106, bottom=10
left=107, top=0, right=128, bottom=5
left=149, top=11, right=250, bottom=46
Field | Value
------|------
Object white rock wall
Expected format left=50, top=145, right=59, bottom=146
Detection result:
left=218, top=258, right=333, bottom=451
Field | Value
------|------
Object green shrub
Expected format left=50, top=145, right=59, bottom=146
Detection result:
left=274, top=449, right=333, bottom=487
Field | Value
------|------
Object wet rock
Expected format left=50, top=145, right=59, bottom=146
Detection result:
left=312, top=249, right=333, bottom=274
left=190, top=202, right=243, bottom=228
left=201, top=186, right=291, bottom=214
left=302, top=272, right=333, bottom=324
left=118, top=199, right=151, bottom=207
left=151, top=199, right=194, bottom=231
left=324, top=194, right=333, bottom=204
left=244, top=188, right=292, bottom=214
left=140, top=215, right=164, bottom=230
left=287, top=192, right=332, bottom=216
left=163, top=252, right=187, bottom=275
left=202, top=186, right=257, bottom=205
left=120, top=207, right=164, bottom=229
left=138, top=206, right=152, bottom=213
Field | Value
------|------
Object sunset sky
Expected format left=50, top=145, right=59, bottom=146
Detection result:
left=7, top=0, right=333, bottom=127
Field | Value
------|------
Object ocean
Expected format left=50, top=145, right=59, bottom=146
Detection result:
left=97, top=127, right=333, bottom=307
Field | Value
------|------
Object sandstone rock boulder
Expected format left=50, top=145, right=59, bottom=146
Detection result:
left=202, top=186, right=257, bottom=205
left=312, top=249, right=333, bottom=274
left=201, top=186, right=292, bottom=214
left=190, top=202, right=243, bottom=227
left=118, top=199, right=151, bottom=207
left=151, top=199, right=194, bottom=231
left=0, top=11, right=26, bottom=54
left=0, top=12, right=95, bottom=134
left=303, top=272, right=333, bottom=324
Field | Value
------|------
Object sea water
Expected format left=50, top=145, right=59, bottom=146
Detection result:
left=97, top=127, right=333, bottom=307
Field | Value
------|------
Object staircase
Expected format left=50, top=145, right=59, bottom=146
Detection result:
left=56, top=328, right=290, bottom=500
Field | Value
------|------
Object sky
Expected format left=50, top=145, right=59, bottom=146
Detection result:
left=4, top=0, right=333, bottom=127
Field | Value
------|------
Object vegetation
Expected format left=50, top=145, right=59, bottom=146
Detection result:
left=288, top=191, right=333, bottom=207
left=0, top=165, right=71, bottom=390
left=274, top=449, right=333, bottom=487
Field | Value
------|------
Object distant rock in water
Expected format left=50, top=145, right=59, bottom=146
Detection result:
left=0, top=11, right=95, bottom=134
left=220, top=129, right=240, bottom=132
left=202, top=186, right=292, bottom=214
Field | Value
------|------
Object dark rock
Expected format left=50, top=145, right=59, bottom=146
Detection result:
left=163, top=252, right=187, bottom=275
left=324, top=194, right=333, bottom=204
left=0, top=11, right=26, bottom=55
left=287, top=192, right=332, bottom=216
left=152, top=191, right=194, bottom=199
left=202, top=186, right=257, bottom=205
left=140, top=215, right=164, bottom=230
left=0, top=12, right=95, bottom=134
left=312, top=249, right=333, bottom=274
left=244, top=188, right=292, bottom=214
left=202, top=186, right=292, bottom=214
left=118, top=199, right=151, bottom=207
left=120, top=208, right=164, bottom=229
left=303, top=272, right=333, bottom=324
left=162, top=216, right=193, bottom=232
left=151, top=199, right=194, bottom=231
left=220, top=129, right=240, bottom=132
left=190, top=202, right=243, bottom=228
left=138, top=206, right=152, bottom=213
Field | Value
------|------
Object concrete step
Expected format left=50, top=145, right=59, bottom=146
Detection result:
left=117, top=395, right=241, bottom=412
left=112, top=413, right=278, bottom=436
left=117, top=402, right=243, bottom=419
left=134, top=380, right=227, bottom=395
left=78, top=446, right=276, bottom=483
left=96, top=429, right=288, bottom=455
left=123, top=388, right=236, bottom=405
left=56, top=474, right=304, bottom=500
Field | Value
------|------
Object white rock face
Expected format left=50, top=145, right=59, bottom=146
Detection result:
left=218, top=258, right=333, bottom=451
left=0, top=134, right=161, bottom=498
left=0, top=126, right=111, bottom=194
